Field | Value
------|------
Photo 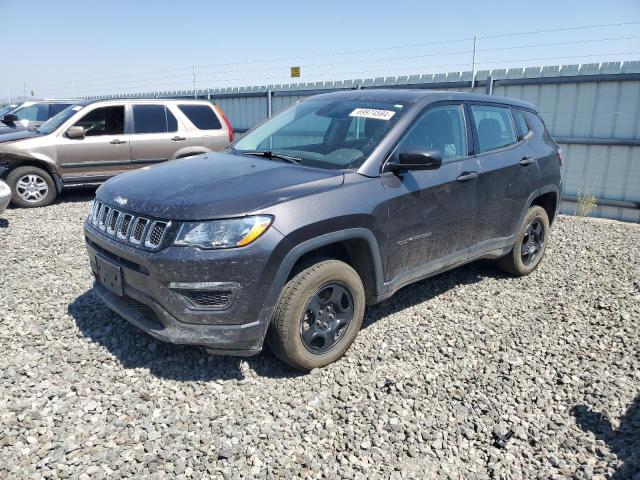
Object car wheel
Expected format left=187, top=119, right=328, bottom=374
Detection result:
left=267, top=259, right=365, bottom=371
left=7, top=166, right=57, bottom=208
left=497, top=205, right=550, bottom=276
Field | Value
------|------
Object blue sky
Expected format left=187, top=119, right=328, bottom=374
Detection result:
left=1, top=0, right=639, bottom=100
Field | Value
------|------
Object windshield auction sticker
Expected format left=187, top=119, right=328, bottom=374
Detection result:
left=349, top=108, right=396, bottom=121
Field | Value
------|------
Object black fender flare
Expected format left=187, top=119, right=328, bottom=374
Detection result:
left=261, top=228, right=385, bottom=313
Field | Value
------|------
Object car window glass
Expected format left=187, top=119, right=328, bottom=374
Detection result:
left=263, top=110, right=333, bottom=149
left=513, top=110, right=529, bottom=139
left=398, top=105, right=467, bottom=161
left=73, top=106, right=125, bottom=136
left=178, top=104, right=221, bottom=130
left=471, top=105, right=516, bottom=152
left=133, top=105, right=177, bottom=134
left=14, top=104, right=49, bottom=122
left=50, top=103, right=73, bottom=117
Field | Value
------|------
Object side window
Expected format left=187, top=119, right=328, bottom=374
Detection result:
left=132, top=105, right=177, bottom=134
left=50, top=103, right=73, bottom=117
left=73, top=106, right=125, bottom=136
left=471, top=105, right=516, bottom=153
left=398, top=105, right=467, bottom=161
left=178, top=104, right=222, bottom=130
left=512, top=109, right=530, bottom=139
left=14, top=104, right=49, bottom=122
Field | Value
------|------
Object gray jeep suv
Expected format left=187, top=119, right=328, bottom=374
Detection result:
left=84, top=89, right=562, bottom=370
left=0, top=99, right=233, bottom=207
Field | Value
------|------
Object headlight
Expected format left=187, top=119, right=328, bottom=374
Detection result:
left=174, top=215, right=272, bottom=249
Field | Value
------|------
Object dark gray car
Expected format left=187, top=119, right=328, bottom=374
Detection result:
left=84, top=89, right=562, bottom=370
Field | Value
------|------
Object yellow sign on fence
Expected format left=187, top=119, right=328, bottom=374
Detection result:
left=290, top=66, right=300, bottom=78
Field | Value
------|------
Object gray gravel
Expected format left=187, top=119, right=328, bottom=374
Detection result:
left=0, top=190, right=638, bottom=479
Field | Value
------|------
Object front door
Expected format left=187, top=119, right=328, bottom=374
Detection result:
left=57, top=104, right=130, bottom=182
left=385, top=104, right=479, bottom=282
left=129, top=104, right=187, bottom=167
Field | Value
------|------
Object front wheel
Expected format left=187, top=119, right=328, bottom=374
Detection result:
left=497, top=205, right=550, bottom=276
left=6, top=166, right=57, bottom=208
left=267, top=259, right=365, bottom=371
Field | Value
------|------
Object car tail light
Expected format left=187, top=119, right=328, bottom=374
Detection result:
left=558, top=147, right=564, bottom=166
left=214, top=104, right=234, bottom=143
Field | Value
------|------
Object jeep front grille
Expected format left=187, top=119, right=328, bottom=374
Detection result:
left=89, top=199, right=171, bottom=250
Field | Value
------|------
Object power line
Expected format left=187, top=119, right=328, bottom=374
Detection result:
left=68, top=52, right=640, bottom=96
left=32, top=33, right=640, bottom=94
left=21, top=19, right=640, bottom=93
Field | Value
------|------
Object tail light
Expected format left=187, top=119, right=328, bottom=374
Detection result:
left=558, top=147, right=564, bottom=166
left=214, top=104, right=234, bottom=143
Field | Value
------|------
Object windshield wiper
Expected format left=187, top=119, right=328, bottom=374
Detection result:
left=238, top=150, right=302, bottom=164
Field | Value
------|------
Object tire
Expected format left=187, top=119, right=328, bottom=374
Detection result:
left=497, top=205, right=550, bottom=276
left=267, top=259, right=365, bottom=371
left=6, top=166, right=57, bottom=208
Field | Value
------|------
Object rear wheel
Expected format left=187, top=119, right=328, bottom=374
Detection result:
left=267, top=259, right=365, bottom=370
left=7, top=166, right=57, bottom=208
left=497, top=205, right=549, bottom=276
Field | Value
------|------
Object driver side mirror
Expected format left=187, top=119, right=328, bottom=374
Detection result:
left=66, top=126, right=86, bottom=140
left=2, top=113, right=18, bottom=126
left=386, top=149, right=442, bottom=173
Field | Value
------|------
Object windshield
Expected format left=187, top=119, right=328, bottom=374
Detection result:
left=0, top=104, right=17, bottom=117
left=37, top=105, right=84, bottom=134
left=232, top=98, right=408, bottom=170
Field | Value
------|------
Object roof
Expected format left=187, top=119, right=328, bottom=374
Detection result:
left=310, top=88, right=538, bottom=111
left=79, top=98, right=215, bottom=107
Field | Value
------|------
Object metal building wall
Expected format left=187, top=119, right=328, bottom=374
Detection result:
left=84, top=62, right=640, bottom=222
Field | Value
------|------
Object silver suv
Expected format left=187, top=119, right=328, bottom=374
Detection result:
left=0, top=98, right=234, bottom=207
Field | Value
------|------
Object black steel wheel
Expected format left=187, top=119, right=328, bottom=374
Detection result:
left=520, top=218, right=545, bottom=266
left=497, top=205, right=550, bottom=276
left=299, top=282, right=354, bottom=354
left=267, top=259, right=365, bottom=370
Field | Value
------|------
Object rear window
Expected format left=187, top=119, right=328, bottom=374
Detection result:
left=132, top=105, right=178, bottom=134
left=178, top=104, right=221, bottom=130
left=471, top=105, right=516, bottom=153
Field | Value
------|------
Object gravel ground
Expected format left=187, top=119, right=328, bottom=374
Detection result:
left=0, top=189, right=638, bottom=480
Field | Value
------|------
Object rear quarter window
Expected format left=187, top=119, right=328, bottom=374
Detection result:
left=178, top=104, right=222, bottom=130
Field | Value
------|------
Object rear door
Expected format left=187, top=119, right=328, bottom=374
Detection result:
left=57, top=104, right=131, bottom=181
left=469, top=103, right=540, bottom=253
left=385, top=103, right=479, bottom=281
left=177, top=103, right=229, bottom=151
left=129, top=104, right=188, bottom=167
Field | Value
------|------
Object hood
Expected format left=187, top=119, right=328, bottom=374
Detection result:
left=97, top=152, right=345, bottom=220
left=0, top=129, right=39, bottom=144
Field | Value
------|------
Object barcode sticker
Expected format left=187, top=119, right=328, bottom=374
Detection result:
left=349, top=108, right=396, bottom=121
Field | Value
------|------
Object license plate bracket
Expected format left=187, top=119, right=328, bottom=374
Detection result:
left=95, top=254, right=123, bottom=297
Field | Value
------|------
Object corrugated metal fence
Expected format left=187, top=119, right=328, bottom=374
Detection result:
left=86, top=62, right=640, bottom=222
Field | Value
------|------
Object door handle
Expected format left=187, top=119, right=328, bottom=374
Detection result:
left=171, top=136, right=187, bottom=141
left=110, top=139, right=126, bottom=145
left=520, top=156, right=535, bottom=166
left=457, top=172, right=478, bottom=182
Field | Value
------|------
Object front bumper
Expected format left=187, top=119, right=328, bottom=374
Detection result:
left=85, top=221, right=286, bottom=355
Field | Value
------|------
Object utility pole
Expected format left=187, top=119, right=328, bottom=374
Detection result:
left=193, top=65, right=197, bottom=99
left=71, top=80, right=76, bottom=100
left=23, top=82, right=26, bottom=100
left=471, top=35, right=477, bottom=90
